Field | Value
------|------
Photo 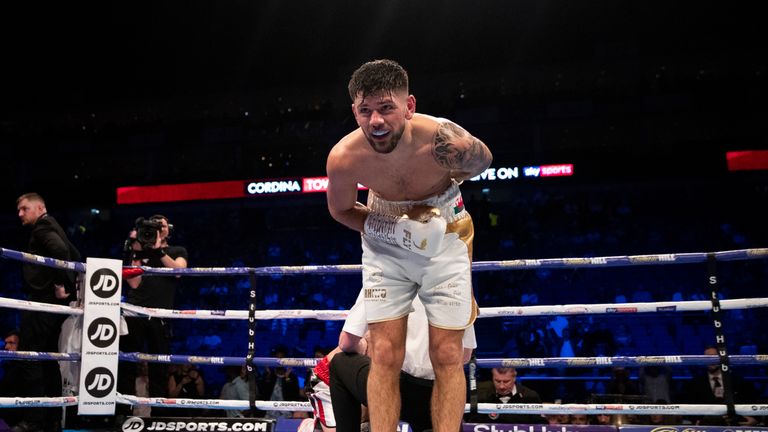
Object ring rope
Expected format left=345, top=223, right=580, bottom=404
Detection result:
left=116, top=394, right=311, bottom=412
left=4, top=395, right=768, bottom=417
left=3, top=247, right=768, bottom=276
left=129, top=247, right=768, bottom=275
left=0, top=297, right=82, bottom=315
left=121, top=353, right=318, bottom=368
left=477, top=354, right=768, bottom=368
left=0, top=247, right=85, bottom=272
left=473, top=402, right=768, bottom=416
left=0, top=396, right=78, bottom=408
left=4, top=296, right=765, bottom=321
left=4, top=350, right=766, bottom=370
left=117, top=297, right=768, bottom=320
left=3, top=246, right=767, bottom=418
left=0, top=350, right=80, bottom=362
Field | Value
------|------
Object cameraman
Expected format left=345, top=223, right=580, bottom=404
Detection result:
left=118, top=215, right=188, bottom=418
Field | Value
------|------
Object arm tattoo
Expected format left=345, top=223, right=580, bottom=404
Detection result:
left=432, top=122, right=487, bottom=172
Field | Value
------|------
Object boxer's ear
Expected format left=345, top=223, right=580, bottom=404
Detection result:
left=405, top=95, right=416, bottom=119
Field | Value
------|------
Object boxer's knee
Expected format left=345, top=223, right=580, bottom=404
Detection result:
left=368, top=318, right=407, bottom=370
left=428, top=329, right=463, bottom=370
left=369, top=334, right=405, bottom=370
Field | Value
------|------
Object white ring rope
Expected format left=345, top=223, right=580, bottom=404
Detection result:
left=2, top=246, right=767, bottom=418
left=0, top=396, right=78, bottom=408
left=116, top=394, right=311, bottom=412
left=3, top=295, right=767, bottom=321
left=115, top=297, right=768, bottom=320
left=0, top=296, right=82, bottom=315
left=4, top=396, right=768, bottom=417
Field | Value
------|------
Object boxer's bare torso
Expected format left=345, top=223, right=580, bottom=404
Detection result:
left=326, top=91, right=492, bottom=232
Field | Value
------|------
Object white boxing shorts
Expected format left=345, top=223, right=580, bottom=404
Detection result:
left=307, top=380, right=335, bottom=428
left=362, top=181, right=477, bottom=330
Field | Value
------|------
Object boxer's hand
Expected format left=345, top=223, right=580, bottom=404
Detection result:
left=405, top=205, right=441, bottom=222
left=396, top=215, right=446, bottom=257
left=364, top=207, right=446, bottom=257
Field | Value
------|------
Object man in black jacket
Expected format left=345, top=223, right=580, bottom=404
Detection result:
left=465, top=367, right=545, bottom=425
left=683, top=346, right=759, bottom=426
left=15, top=193, right=80, bottom=432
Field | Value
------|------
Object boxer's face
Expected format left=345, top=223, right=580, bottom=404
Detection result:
left=352, top=90, right=415, bottom=154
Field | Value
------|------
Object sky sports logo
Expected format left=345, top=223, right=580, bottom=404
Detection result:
left=523, top=164, right=574, bottom=177
left=468, top=164, right=574, bottom=182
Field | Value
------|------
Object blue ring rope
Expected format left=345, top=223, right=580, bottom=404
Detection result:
left=2, top=247, right=767, bottom=275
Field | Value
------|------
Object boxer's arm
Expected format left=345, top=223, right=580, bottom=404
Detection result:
left=463, top=325, right=477, bottom=364
left=327, top=142, right=447, bottom=257
left=339, top=331, right=367, bottom=354
left=326, top=147, right=369, bottom=233
left=431, top=121, right=492, bottom=182
left=463, top=348, right=473, bottom=364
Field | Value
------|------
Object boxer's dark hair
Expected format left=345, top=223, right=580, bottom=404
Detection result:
left=348, top=59, right=409, bottom=101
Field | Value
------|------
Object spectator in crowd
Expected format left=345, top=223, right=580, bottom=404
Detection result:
left=543, top=412, right=570, bottom=425
left=646, top=407, right=681, bottom=426
left=593, top=414, right=614, bottom=425
left=606, top=367, right=639, bottom=396
left=684, top=346, right=758, bottom=426
left=466, top=368, right=545, bottom=424
left=134, top=361, right=151, bottom=417
left=220, top=365, right=250, bottom=418
left=580, top=321, right=617, bottom=357
left=259, top=346, right=301, bottom=420
left=570, top=414, right=589, bottom=425
left=639, top=366, right=672, bottom=405
left=168, top=364, right=206, bottom=417
left=1, top=330, right=23, bottom=428
left=2, top=331, right=19, bottom=352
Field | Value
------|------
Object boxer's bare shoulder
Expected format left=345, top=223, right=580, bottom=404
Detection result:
left=429, top=118, right=492, bottom=181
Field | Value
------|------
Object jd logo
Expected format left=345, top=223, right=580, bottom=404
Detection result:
left=122, top=417, right=144, bottom=432
left=85, top=367, right=114, bottom=398
left=90, top=269, right=119, bottom=298
left=88, top=318, right=117, bottom=348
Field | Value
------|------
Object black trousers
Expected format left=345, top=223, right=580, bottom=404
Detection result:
left=117, top=317, right=170, bottom=415
left=18, top=310, right=65, bottom=426
left=18, top=311, right=66, bottom=427
left=329, top=352, right=433, bottom=432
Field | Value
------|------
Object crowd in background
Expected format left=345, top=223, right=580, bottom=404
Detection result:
left=2, top=54, right=767, bottom=427
left=2, top=176, right=767, bottom=423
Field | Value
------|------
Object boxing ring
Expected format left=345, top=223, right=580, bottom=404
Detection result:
left=1, top=245, right=768, bottom=428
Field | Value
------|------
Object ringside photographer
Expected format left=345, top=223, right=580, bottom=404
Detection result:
left=117, top=214, right=188, bottom=419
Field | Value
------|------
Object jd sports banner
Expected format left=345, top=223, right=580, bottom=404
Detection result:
left=78, top=257, right=122, bottom=414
